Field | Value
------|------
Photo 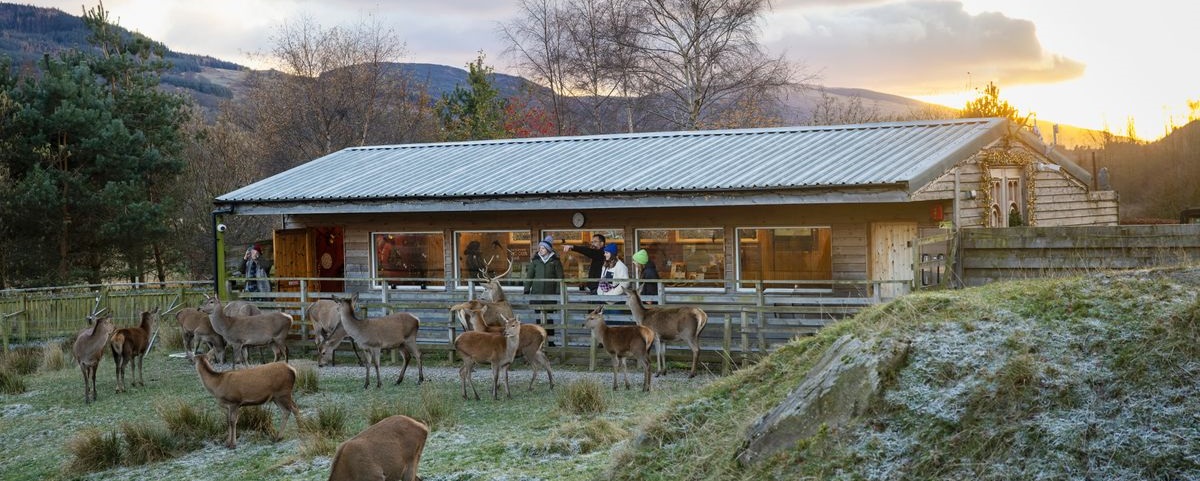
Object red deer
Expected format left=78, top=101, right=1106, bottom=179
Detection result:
left=454, top=315, right=521, bottom=400
left=200, top=295, right=291, bottom=368
left=332, top=294, right=424, bottom=389
left=584, top=306, right=655, bottom=392
left=72, top=310, right=114, bottom=404
left=176, top=307, right=226, bottom=364
left=310, top=299, right=361, bottom=367
left=626, top=289, right=709, bottom=377
left=193, top=353, right=300, bottom=449
left=452, top=301, right=554, bottom=390
left=327, top=415, right=429, bottom=481
left=109, top=307, right=159, bottom=392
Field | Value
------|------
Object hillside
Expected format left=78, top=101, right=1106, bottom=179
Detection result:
left=607, top=268, right=1200, bottom=480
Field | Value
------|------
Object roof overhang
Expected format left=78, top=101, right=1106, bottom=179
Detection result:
left=214, top=185, right=912, bottom=216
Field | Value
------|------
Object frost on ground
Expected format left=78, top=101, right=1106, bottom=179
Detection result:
left=1, top=403, right=32, bottom=417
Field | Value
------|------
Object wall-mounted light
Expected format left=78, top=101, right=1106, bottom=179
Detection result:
left=962, top=189, right=978, bottom=200
left=1036, top=161, right=1062, bottom=172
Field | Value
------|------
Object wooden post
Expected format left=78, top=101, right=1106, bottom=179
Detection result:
left=740, top=310, right=749, bottom=368
left=447, top=311, right=457, bottom=364
left=589, top=325, right=596, bottom=372
left=298, top=280, right=309, bottom=343
left=559, top=282, right=569, bottom=353
left=20, top=294, right=29, bottom=345
left=722, top=314, right=731, bottom=375
left=755, top=283, right=765, bottom=355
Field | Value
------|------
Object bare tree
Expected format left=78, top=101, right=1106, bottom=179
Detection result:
left=502, top=0, right=572, bottom=135
left=621, top=0, right=802, bottom=130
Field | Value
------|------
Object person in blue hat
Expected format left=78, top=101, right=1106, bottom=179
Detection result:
left=525, top=235, right=563, bottom=345
left=597, top=242, right=628, bottom=298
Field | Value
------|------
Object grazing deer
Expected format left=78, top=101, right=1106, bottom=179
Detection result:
left=454, top=315, right=521, bottom=400
left=626, top=289, right=709, bottom=378
left=309, top=299, right=362, bottom=367
left=200, top=295, right=292, bottom=368
left=332, top=294, right=424, bottom=389
left=328, top=415, right=429, bottom=481
left=452, top=301, right=554, bottom=391
left=584, top=306, right=655, bottom=392
left=72, top=310, right=114, bottom=404
left=177, top=307, right=226, bottom=364
left=193, top=353, right=301, bottom=449
left=109, top=307, right=159, bottom=392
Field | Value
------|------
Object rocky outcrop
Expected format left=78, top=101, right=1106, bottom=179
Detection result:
left=737, top=334, right=910, bottom=465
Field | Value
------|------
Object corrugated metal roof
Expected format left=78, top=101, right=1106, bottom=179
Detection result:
left=217, top=118, right=1008, bottom=204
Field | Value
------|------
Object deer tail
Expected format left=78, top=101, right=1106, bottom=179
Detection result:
left=694, top=309, right=709, bottom=334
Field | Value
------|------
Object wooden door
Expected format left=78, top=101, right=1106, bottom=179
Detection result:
left=313, top=227, right=344, bottom=292
left=870, top=222, right=916, bottom=299
left=273, top=228, right=312, bottom=293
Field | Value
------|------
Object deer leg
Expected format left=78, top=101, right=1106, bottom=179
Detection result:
left=686, top=334, right=700, bottom=378
left=410, top=340, right=425, bottom=383
left=641, top=354, right=652, bottom=392
left=490, top=364, right=500, bottom=400
left=621, top=357, right=632, bottom=390
left=362, top=351, right=373, bottom=389
left=655, top=337, right=668, bottom=377
left=135, top=353, right=144, bottom=387
left=373, top=349, right=383, bottom=389
left=184, top=332, right=196, bottom=362
left=113, top=354, right=123, bottom=393
left=610, top=356, right=620, bottom=390
left=80, top=364, right=90, bottom=403
left=395, top=348, right=409, bottom=385
left=351, top=338, right=364, bottom=367
left=503, top=363, right=512, bottom=400
left=539, top=350, right=554, bottom=390
left=226, top=405, right=239, bottom=449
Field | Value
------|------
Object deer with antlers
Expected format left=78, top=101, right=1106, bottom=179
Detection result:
left=626, top=288, right=709, bottom=378
left=73, top=306, right=114, bottom=404
left=452, top=302, right=554, bottom=391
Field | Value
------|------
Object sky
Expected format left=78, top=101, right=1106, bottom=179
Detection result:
left=22, top=0, right=1198, bottom=139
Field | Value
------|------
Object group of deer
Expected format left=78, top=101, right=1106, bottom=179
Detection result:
left=71, top=298, right=173, bottom=404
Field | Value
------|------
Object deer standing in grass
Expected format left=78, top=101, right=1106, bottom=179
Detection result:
left=177, top=307, right=226, bottom=364
left=327, top=414, right=429, bottom=481
left=456, top=255, right=516, bottom=330
left=72, top=310, right=114, bottom=404
left=310, top=299, right=362, bottom=367
left=584, top=306, right=655, bottom=392
left=109, top=307, right=158, bottom=392
left=454, top=315, right=521, bottom=400
left=200, top=295, right=291, bottom=368
left=332, top=294, right=425, bottom=389
left=193, top=352, right=300, bottom=449
left=451, top=300, right=555, bottom=391
left=626, top=289, right=709, bottom=378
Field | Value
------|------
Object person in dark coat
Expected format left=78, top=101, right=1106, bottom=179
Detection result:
left=631, top=248, right=660, bottom=298
left=525, top=235, right=563, bottom=344
left=463, top=240, right=489, bottom=279
left=562, top=234, right=606, bottom=294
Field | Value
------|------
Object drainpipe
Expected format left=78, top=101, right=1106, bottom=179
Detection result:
left=211, top=206, right=234, bottom=300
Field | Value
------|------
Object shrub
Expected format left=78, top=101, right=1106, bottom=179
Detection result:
left=294, top=363, right=320, bottom=394
left=121, top=421, right=179, bottom=465
left=0, top=367, right=26, bottom=395
left=65, top=428, right=122, bottom=474
left=557, top=379, right=608, bottom=415
left=40, top=342, right=67, bottom=372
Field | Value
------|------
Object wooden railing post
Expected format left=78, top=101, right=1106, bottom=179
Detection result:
left=559, top=280, right=569, bottom=351
left=20, top=294, right=29, bottom=345
left=722, top=314, right=731, bottom=375
left=740, top=310, right=749, bottom=368
left=447, top=311, right=457, bottom=364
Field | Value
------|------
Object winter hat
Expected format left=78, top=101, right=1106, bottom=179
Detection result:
left=538, top=235, right=554, bottom=251
left=632, top=249, right=649, bottom=265
left=603, top=243, right=619, bottom=256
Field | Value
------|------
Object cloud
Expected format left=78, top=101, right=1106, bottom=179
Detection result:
left=766, top=0, right=1085, bottom=93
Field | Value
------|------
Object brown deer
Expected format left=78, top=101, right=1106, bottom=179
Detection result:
left=626, top=289, right=709, bottom=378
left=193, top=353, right=301, bottom=449
left=310, top=299, right=361, bottom=367
left=72, top=310, right=114, bottom=404
left=584, top=306, right=655, bottom=392
left=453, top=302, right=554, bottom=391
left=327, top=415, right=429, bottom=481
left=177, top=307, right=226, bottom=364
left=332, top=294, right=425, bottom=389
left=200, top=295, right=292, bottom=368
left=109, top=307, right=158, bottom=392
left=456, top=255, right=516, bottom=330
left=454, top=315, right=521, bottom=400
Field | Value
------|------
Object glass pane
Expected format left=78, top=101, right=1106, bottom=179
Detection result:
left=455, top=230, right=531, bottom=287
left=543, top=229, right=625, bottom=282
left=635, top=228, right=725, bottom=287
left=737, top=227, right=832, bottom=288
left=372, top=232, right=445, bottom=288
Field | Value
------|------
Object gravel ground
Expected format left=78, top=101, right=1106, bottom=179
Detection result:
left=300, top=357, right=724, bottom=388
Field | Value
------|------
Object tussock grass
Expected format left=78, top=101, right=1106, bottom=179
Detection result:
left=364, top=385, right=458, bottom=431
left=294, top=362, right=320, bottom=394
left=0, top=367, right=26, bottom=394
left=531, top=418, right=628, bottom=455
left=64, top=428, right=122, bottom=474
left=556, top=379, right=608, bottom=415
left=237, top=405, right=279, bottom=440
left=2, top=348, right=40, bottom=375
left=158, top=325, right=185, bottom=351
left=39, top=342, right=67, bottom=372
left=301, top=404, right=347, bottom=438
left=156, top=398, right=223, bottom=446
left=121, top=421, right=179, bottom=465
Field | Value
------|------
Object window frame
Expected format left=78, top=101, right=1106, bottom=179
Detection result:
left=370, top=231, right=445, bottom=290
left=633, top=227, right=726, bottom=293
left=734, top=226, right=834, bottom=293
left=452, top=229, right=531, bottom=291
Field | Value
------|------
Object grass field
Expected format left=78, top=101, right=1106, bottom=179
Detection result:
left=0, top=345, right=716, bottom=481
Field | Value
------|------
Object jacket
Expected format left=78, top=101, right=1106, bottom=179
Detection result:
left=566, top=244, right=605, bottom=293
left=524, top=253, right=563, bottom=295
left=599, top=260, right=629, bottom=296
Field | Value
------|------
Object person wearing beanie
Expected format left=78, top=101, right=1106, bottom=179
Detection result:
left=525, top=234, right=564, bottom=344
left=631, top=249, right=659, bottom=297
left=598, top=243, right=629, bottom=299
left=562, top=234, right=607, bottom=294
left=239, top=244, right=271, bottom=294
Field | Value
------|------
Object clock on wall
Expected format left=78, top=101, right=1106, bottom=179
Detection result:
left=572, top=211, right=586, bottom=228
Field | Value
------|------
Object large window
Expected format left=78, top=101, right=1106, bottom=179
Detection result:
left=455, top=230, right=531, bottom=287
left=372, top=232, right=445, bottom=289
left=543, top=229, right=624, bottom=280
left=737, top=227, right=832, bottom=289
left=635, top=228, right=725, bottom=287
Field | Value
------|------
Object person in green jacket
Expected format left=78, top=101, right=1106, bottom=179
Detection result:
left=525, top=235, right=563, bottom=345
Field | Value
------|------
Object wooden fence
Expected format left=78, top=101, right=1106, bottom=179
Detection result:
left=1, top=278, right=902, bottom=373
left=959, top=224, right=1200, bottom=286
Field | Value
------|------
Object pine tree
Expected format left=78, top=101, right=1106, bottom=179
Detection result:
left=437, top=54, right=509, bottom=141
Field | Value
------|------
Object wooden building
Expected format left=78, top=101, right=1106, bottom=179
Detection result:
left=214, top=118, right=1117, bottom=298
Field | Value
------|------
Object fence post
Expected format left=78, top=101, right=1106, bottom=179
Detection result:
left=756, top=282, right=766, bottom=354
left=740, top=310, right=749, bottom=368
left=722, top=314, right=731, bottom=375
left=447, top=311, right=457, bottom=364
left=559, top=281, right=569, bottom=353
left=298, top=280, right=309, bottom=344
left=20, top=294, right=29, bottom=345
